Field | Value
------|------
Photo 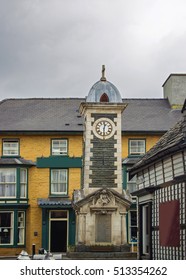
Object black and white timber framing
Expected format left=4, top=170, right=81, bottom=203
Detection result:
left=130, top=99, right=186, bottom=260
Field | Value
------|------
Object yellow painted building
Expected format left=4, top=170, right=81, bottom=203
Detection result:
left=0, top=73, right=183, bottom=257
left=0, top=134, right=83, bottom=256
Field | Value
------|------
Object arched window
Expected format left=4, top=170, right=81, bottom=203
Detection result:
left=100, top=93, right=109, bottom=102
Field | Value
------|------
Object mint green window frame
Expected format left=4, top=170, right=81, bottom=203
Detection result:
left=0, top=211, right=14, bottom=245
left=0, top=168, right=28, bottom=199
left=50, top=169, right=68, bottom=195
left=0, top=169, right=16, bottom=198
left=0, top=210, right=26, bottom=247
left=2, top=139, right=19, bottom=157
left=51, top=139, right=68, bottom=156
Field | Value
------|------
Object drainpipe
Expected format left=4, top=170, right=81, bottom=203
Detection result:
left=181, top=99, right=186, bottom=142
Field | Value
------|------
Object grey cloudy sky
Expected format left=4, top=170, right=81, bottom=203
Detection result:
left=1, top=0, right=186, bottom=100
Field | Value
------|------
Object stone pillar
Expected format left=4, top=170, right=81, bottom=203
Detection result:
left=78, top=214, right=83, bottom=244
left=83, top=214, right=86, bottom=243
left=75, top=211, right=79, bottom=244
left=120, top=212, right=127, bottom=244
left=77, top=213, right=87, bottom=244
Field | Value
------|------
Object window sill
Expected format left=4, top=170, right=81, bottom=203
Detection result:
left=1, top=156, right=21, bottom=158
left=0, top=244, right=25, bottom=248
left=50, top=154, right=68, bottom=157
left=128, top=154, right=144, bottom=158
left=49, top=195, right=69, bottom=198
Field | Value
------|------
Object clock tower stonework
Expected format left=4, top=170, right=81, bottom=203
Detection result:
left=73, top=67, right=132, bottom=251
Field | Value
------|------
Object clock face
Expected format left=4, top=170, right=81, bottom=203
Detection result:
left=93, top=118, right=115, bottom=139
left=96, top=120, right=112, bottom=136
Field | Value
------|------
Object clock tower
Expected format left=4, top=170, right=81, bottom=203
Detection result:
left=73, top=66, right=132, bottom=251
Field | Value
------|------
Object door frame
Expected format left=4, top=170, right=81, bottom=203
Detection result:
left=49, top=210, right=69, bottom=252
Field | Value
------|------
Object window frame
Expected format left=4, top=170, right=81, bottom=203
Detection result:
left=0, top=211, right=14, bottom=245
left=17, top=211, right=25, bottom=245
left=0, top=210, right=26, bottom=247
left=128, top=210, right=137, bottom=244
left=0, top=168, right=16, bottom=198
left=50, top=169, right=68, bottom=196
left=20, top=168, right=27, bottom=199
left=129, top=139, right=146, bottom=156
left=51, top=139, right=68, bottom=156
left=2, top=139, right=20, bottom=157
left=0, top=168, right=28, bottom=199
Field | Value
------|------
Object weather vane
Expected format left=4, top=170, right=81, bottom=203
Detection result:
left=100, top=65, right=106, bottom=81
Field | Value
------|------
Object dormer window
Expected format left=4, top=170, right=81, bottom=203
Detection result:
left=51, top=139, right=68, bottom=156
left=100, top=93, right=109, bottom=102
left=3, top=139, right=19, bottom=156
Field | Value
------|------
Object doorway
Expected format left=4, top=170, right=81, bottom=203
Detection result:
left=49, top=210, right=68, bottom=252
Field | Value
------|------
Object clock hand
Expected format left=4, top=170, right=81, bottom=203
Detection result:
left=103, top=123, right=105, bottom=133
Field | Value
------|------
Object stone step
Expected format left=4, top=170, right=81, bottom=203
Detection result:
left=66, top=252, right=137, bottom=260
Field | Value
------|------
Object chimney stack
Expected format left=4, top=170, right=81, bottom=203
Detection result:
left=162, top=74, right=186, bottom=108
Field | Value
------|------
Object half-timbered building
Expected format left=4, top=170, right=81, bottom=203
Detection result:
left=130, top=99, right=186, bottom=260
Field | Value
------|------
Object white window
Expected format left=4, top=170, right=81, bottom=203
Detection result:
left=129, top=139, right=145, bottom=155
left=0, top=169, right=16, bottom=198
left=20, top=169, right=27, bottom=198
left=51, top=169, right=68, bottom=195
left=52, top=139, right=67, bottom=155
left=3, top=140, right=19, bottom=156
left=18, top=211, right=25, bottom=245
left=0, top=212, right=14, bottom=244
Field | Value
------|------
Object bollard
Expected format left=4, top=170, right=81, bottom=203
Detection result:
left=32, top=243, right=36, bottom=257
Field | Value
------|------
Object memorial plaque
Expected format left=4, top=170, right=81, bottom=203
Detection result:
left=96, top=214, right=111, bottom=242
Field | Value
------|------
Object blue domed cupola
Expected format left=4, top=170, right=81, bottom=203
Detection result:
left=86, top=65, right=122, bottom=103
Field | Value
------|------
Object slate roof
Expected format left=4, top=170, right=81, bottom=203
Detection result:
left=129, top=116, right=186, bottom=175
left=0, top=98, right=181, bottom=133
left=0, top=157, right=36, bottom=166
left=0, top=98, right=84, bottom=133
left=122, top=157, right=140, bottom=165
left=38, top=198, right=72, bottom=208
left=122, top=99, right=181, bottom=133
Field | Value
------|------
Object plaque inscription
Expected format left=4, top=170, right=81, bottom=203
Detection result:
left=95, top=214, right=111, bottom=242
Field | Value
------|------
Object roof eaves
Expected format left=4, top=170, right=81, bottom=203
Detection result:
left=130, top=140, right=186, bottom=176
left=131, top=185, right=158, bottom=197
left=122, top=130, right=166, bottom=135
left=0, top=157, right=36, bottom=166
left=38, top=198, right=72, bottom=208
left=0, top=130, right=84, bottom=135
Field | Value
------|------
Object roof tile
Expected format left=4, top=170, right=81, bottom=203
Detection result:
left=0, top=98, right=182, bottom=133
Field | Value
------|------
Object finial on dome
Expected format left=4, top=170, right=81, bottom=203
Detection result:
left=100, top=65, right=106, bottom=81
